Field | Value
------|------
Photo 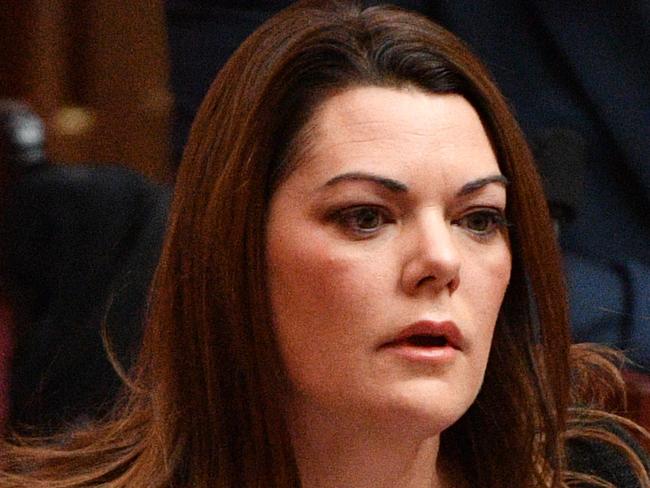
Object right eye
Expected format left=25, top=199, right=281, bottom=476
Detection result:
left=331, top=205, right=393, bottom=237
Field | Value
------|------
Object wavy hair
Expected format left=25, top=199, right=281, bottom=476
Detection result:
left=1, top=1, right=648, bottom=486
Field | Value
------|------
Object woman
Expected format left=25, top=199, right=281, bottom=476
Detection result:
left=2, top=1, right=648, bottom=486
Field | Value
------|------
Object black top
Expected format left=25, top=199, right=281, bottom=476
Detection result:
left=1, top=163, right=170, bottom=434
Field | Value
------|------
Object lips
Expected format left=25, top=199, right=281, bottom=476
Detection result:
left=381, top=320, right=464, bottom=351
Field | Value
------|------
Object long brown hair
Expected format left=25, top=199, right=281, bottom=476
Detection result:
left=1, top=1, right=647, bottom=486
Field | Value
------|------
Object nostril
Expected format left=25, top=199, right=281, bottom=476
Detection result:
left=415, top=274, right=459, bottom=292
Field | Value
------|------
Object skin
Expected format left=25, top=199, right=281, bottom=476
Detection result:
left=266, top=86, right=512, bottom=487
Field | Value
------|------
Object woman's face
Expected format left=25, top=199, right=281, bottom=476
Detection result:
left=266, top=86, right=511, bottom=433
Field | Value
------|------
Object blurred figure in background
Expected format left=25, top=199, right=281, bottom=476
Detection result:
left=0, top=100, right=170, bottom=434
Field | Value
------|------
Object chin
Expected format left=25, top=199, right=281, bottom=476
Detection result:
left=364, top=381, right=480, bottom=436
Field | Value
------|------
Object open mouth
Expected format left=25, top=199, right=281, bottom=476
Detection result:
left=382, top=320, right=463, bottom=352
left=401, top=334, right=449, bottom=348
left=381, top=321, right=462, bottom=362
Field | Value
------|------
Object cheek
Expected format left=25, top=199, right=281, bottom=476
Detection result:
left=268, top=234, right=387, bottom=334
left=468, top=241, right=511, bottom=301
left=460, top=243, right=510, bottom=322
left=472, top=248, right=511, bottom=349
left=266, top=225, right=394, bottom=395
left=267, top=237, right=353, bottom=392
left=270, top=234, right=348, bottom=311
left=482, top=263, right=510, bottom=318
left=269, top=228, right=345, bottom=330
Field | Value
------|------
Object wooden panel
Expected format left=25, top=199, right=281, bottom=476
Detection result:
left=0, top=0, right=173, bottom=183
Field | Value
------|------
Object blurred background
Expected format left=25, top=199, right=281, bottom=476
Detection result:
left=0, top=0, right=174, bottom=434
left=0, top=0, right=173, bottom=184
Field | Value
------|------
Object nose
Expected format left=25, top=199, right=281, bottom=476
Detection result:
left=400, top=212, right=461, bottom=295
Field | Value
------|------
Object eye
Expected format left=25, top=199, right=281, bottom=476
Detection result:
left=454, top=209, right=508, bottom=239
left=331, top=205, right=393, bottom=237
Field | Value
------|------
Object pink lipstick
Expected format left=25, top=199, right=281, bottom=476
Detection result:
left=381, top=320, right=464, bottom=364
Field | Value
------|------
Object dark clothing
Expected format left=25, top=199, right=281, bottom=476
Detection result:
left=567, top=421, right=650, bottom=487
left=1, top=164, right=170, bottom=434
left=166, top=0, right=650, bottom=369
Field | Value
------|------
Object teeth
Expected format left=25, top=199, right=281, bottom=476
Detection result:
left=406, top=335, right=447, bottom=347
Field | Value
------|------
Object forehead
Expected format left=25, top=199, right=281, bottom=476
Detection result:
left=288, top=86, right=501, bottom=189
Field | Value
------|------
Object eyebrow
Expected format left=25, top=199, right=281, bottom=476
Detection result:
left=322, top=171, right=509, bottom=195
left=323, top=172, right=408, bottom=192
left=456, top=174, right=509, bottom=196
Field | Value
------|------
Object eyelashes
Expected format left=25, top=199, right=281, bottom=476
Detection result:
left=452, top=209, right=510, bottom=241
left=328, top=205, right=509, bottom=240
left=330, top=205, right=395, bottom=237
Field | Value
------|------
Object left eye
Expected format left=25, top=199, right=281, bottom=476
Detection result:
left=455, top=210, right=508, bottom=236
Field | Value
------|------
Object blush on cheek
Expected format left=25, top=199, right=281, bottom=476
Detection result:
left=268, top=238, right=345, bottom=314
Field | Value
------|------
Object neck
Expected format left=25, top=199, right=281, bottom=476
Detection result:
left=288, top=401, right=456, bottom=488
